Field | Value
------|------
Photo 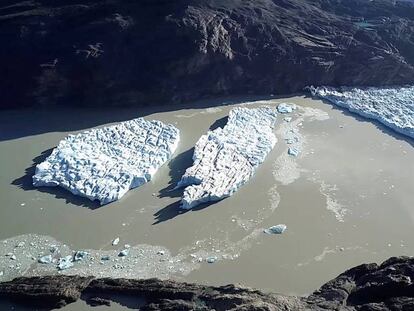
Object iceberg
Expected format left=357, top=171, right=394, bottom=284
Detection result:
left=264, top=224, right=287, bottom=234
left=277, top=103, right=297, bottom=114
left=177, top=107, right=278, bottom=209
left=38, top=255, right=53, bottom=264
left=288, top=147, right=300, bottom=157
left=310, top=86, right=414, bottom=139
left=57, top=255, right=73, bottom=270
left=33, top=118, right=180, bottom=205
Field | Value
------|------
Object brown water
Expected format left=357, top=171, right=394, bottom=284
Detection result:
left=0, top=96, right=413, bottom=310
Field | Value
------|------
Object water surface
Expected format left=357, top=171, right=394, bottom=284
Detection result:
left=0, top=96, right=412, bottom=306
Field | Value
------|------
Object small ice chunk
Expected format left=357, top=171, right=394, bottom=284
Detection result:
left=288, top=147, right=300, bottom=156
left=277, top=103, right=297, bottom=114
left=119, top=249, right=129, bottom=257
left=10, top=255, right=16, bottom=260
left=16, top=242, right=25, bottom=248
left=0, top=271, right=3, bottom=277
left=157, top=250, right=165, bottom=255
left=38, top=255, right=53, bottom=264
left=264, top=224, right=287, bottom=234
left=101, top=255, right=110, bottom=261
left=58, top=256, right=74, bottom=270
left=112, top=238, right=120, bottom=246
left=284, top=117, right=292, bottom=122
left=206, top=256, right=218, bottom=263
left=74, top=251, right=88, bottom=262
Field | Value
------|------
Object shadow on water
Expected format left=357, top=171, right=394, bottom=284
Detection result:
left=0, top=94, right=291, bottom=142
left=11, top=148, right=101, bottom=210
left=158, top=147, right=194, bottom=199
left=304, top=93, right=414, bottom=147
left=153, top=140, right=222, bottom=224
left=209, top=116, right=228, bottom=131
left=153, top=199, right=219, bottom=225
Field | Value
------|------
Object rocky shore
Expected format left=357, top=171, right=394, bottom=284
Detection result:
left=2, top=0, right=414, bottom=109
left=0, top=256, right=413, bottom=310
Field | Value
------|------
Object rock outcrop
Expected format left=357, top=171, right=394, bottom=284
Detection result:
left=0, top=256, right=413, bottom=310
left=1, top=0, right=414, bottom=109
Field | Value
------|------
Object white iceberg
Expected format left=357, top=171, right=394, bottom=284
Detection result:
left=277, top=103, right=297, bottom=114
left=264, top=224, right=287, bottom=234
left=57, top=255, right=73, bottom=270
left=176, top=107, right=278, bottom=209
left=310, top=86, right=414, bottom=139
left=33, top=118, right=180, bottom=205
left=38, top=255, right=53, bottom=264
left=288, top=147, right=300, bottom=156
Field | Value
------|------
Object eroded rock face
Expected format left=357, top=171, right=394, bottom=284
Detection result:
left=177, top=107, right=277, bottom=209
left=0, top=256, right=413, bottom=310
left=1, top=0, right=414, bottom=109
left=32, top=118, right=180, bottom=205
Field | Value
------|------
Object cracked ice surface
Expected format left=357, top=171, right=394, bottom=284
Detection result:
left=177, top=107, right=277, bottom=209
left=33, top=118, right=180, bottom=205
left=310, top=86, right=414, bottom=139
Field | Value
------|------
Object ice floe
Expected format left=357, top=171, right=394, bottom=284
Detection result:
left=263, top=224, right=287, bottom=234
left=32, top=118, right=180, bottom=205
left=38, top=255, right=53, bottom=264
left=277, top=103, right=297, bottom=114
left=176, top=107, right=278, bottom=209
left=310, top=86, right=414, bottom=139
left=288, top=147, right=300, bottom=157
left=57, top=255, right=74, bottom=270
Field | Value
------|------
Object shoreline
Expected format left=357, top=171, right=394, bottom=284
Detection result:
left=0, top=256, right=413, bottom=310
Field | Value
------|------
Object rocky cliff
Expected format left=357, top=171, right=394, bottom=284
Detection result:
left=0, top=256, right=413, bottom=310
left=1, top=0, right=414, bottom=109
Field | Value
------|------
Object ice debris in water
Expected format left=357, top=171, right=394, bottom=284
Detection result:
left=119, top=249, right=130, bottom=257
left=310, top=86, right=414, bottom=139
left=264, top=224, right=287, bottom=234
left=38, top=255, right=53, bottom=264
left=288, top=147, right=300, bottom=156
left=277, top=103, right=297, bottom=114
left=57, top=256, right=74, bottom=270
left=32, top=118, right=180, bottom=205
left=176, top=107, right=277, bottom=209
left=74, top=251, right=88, bottom=262
left=206, top=256, right=218, bottom=263
left=112, top=238, right=120, bottom=246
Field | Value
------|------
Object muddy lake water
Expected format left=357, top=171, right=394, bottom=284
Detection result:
left=0, top=95, right=413, bottom=309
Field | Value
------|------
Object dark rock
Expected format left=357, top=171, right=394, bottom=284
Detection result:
left=1, top=0, right=414, bottom=109
left=0, top=256, right=413, bottom=310
left=0, top=275, right=93, bottom=308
